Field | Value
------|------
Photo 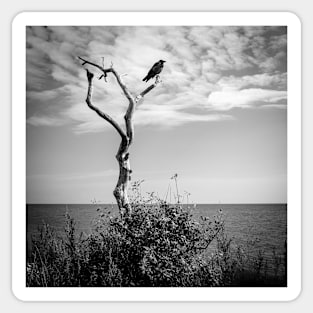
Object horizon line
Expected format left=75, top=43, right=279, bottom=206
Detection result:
left=26, top=202, right=288, bottom=205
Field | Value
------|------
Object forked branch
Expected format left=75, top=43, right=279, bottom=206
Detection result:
left=85, top=69, right=126, bottom=139
left=79, top=56, right=134, bottom=104
left=79, top=56, right=163, bottom=217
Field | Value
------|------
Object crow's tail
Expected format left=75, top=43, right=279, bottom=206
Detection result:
left=142, top=75, right=150, bottom=82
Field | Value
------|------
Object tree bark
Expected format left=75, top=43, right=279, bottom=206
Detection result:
left=79, top=57, right=161, bottom=218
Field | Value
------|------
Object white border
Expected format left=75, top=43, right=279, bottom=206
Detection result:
left=12, top=12, right=301, bottom=302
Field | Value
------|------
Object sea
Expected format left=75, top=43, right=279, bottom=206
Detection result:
left=26, top=203, right=287, bottom=275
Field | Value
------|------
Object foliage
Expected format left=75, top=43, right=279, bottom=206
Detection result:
left=26, top=182, right=286, bottom=287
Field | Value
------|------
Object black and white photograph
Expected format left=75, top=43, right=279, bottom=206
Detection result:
left=10, top=12, right=301, bottom=301
left=25, top=23, right=289, bottom=289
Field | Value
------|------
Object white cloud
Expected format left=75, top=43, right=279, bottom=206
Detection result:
left=26, top=26, right=287, bottom=133
left=259, top=104, right=287, bottom=109
left=27, top=115, right=66, bottom=126
left=134, top=105, right=234, bottom=128
left=207, top=88, right=287, bottom=110
left=216, top=73, right=287, bottom=91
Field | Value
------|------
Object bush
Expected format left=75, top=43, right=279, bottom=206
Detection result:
left=26, top=182, right=287, bottom=287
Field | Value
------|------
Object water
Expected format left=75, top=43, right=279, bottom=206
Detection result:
left=26, top=203, right=287, bottom=274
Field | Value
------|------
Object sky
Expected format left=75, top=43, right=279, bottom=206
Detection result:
left=26, top=26, right=287, bottom=204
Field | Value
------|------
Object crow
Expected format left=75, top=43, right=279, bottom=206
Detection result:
left=142, top=60, right=166, bottom=82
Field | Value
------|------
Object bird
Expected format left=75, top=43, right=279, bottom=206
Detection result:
left=142, top=60, right=166, bottom=82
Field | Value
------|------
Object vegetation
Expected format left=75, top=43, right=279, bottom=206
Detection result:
left=26, top=183, right=286, bottom=287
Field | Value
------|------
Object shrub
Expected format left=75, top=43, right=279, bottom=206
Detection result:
left=96, top=202, right=224, bottom=286
left=27, top=185, right=225, bottom=287
left=26, top=182, right=287, bottom=287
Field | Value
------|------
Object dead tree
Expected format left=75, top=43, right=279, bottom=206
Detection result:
left=78, top=56, right=162, bottom=218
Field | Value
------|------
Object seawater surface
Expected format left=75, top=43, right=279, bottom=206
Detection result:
left=26, top=203, right=287, bottom=273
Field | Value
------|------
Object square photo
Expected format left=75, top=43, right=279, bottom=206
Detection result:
left=12, top=12, right=301, bottom=301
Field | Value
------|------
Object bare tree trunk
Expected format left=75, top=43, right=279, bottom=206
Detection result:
left=79, top=57, right=161, bottom=218
left=113, top=137, right=131, bottom=217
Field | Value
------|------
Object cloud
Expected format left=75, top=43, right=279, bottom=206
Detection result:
left=259, top=104, right=287, bottom=109
left=207, top=88, right=287, bottom=110
left=26, top=26, right=287, bottom=133
left=134, top=106, right=234, bottom=128
left=27, top=115, right=67, bottom=126
left=216, top=73, right=287, bottom=91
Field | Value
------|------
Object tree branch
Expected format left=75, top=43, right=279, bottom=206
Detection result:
left=135, top=75, right=162, bottom=103
left=125, top=76, right=162, bottom=144
left=79, top=56, right=165, bottom=218
left=85, top=69, right=126, bottom=139
left=79, top=56, right=134, bottom=103
left=78, top=56, right=111, bottom=74
left=79, top=56, right=136, bottom=144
